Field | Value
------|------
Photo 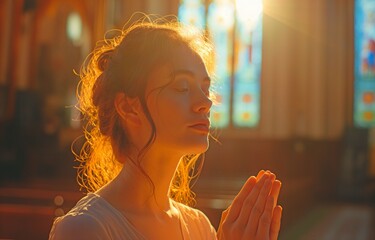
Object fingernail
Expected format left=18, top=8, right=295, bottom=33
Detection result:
left=270, top=173, right=276, bottom=181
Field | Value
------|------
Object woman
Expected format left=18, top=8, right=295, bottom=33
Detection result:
left=49, top=17, right=282, bottom=240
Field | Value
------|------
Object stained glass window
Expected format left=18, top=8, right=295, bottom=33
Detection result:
left=354, top=0, right=375, bottom=127
left=207, top=0, right=234, bottom=128
left=178, top=0, right=206, bottom=30
left=232, top=0, right=262, bottom=127
left=178, top=0, right=263, bottom=128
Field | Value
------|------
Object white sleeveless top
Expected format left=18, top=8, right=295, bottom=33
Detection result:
left=49, top=193, right=217, bottom=240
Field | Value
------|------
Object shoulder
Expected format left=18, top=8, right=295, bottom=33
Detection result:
left=49, top=213, right=106, bottom=240
left=173, top=201, right=217, bottom=239
left=49, top=194, right=110, bottom=240
left=174, top=201, right=208, bottom=221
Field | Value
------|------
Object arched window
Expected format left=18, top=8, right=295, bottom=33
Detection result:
left=179, top=0, right=263, bottom=128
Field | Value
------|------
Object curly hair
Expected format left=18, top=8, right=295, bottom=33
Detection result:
left=74, top=16, right=214, bottom=206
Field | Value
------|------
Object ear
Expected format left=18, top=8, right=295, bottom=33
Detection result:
left=114, top=93, right=142, bottom=126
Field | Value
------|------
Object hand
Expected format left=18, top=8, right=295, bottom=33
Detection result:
left=217, top=170, right=282, bottom=240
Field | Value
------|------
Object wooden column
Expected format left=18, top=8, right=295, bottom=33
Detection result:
left=6, top=0, right=24, bottom=121
left=0, top=0, right=12, bottom=85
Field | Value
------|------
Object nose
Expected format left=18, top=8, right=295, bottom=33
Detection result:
left=193, top=91, right=212, bottom=113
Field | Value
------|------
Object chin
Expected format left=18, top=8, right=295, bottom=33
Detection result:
left=170, top=134, right=210, bottom=154
left=187, top=141, right=209, bottom=154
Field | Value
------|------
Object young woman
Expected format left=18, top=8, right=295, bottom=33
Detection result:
left=49, top=18, right=282, bottom=240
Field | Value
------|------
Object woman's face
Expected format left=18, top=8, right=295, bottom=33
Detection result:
left=144, top=46, right=212, bottom=156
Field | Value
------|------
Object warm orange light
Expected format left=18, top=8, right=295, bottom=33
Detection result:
left=242, top=93, right=252, bottom=103
left=363, top=111, right=374, bottom=121
left=235, top=0, right=262, bottom=30
left=242, top=112, right=251, bottom=120
left=214, top=94, right=222, bottom=104
left=213, top=112, right=222, bottom=121
left=363, top=92, right=375, bottom=104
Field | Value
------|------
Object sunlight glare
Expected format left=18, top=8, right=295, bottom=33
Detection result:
left=235, top=0, right=263, bottom=30
left=66, top=12, right=82, bottom=44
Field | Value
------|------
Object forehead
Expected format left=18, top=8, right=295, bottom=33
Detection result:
left=170, top=46, right=207, bottom=72
left=146, top=46, right=209, bottom=88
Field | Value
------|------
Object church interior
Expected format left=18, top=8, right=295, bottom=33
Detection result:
left=0, top=0, right=375, bottom=239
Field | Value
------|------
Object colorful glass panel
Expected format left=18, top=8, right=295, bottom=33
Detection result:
left=207, top=0, right=235, bottom=128
left=354, top=0, right=375, bottom=127
left=178, top=0, right=263, bottom=129
left=232, top=0, right=263, bottom=127
left=178, top=0, right=206, bottom=30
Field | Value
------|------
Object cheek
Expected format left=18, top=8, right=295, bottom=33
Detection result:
left=151, top=95, right=189, bottom=128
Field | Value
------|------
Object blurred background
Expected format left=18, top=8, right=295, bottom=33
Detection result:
left=0, top=0, right=374, bottom=239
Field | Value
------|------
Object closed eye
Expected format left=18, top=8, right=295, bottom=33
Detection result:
left=170, top=70, right=211, bottom=95
left=174, top=86, right=189, bottom=92
left=171, top=78, right=190, bottom=92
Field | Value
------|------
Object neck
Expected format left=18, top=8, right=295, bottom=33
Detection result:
left=99, top=147, right=184, bottom=214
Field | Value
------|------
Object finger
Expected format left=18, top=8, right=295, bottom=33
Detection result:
left=260, top=170, right=276, bottom=183
left=225, top=176, right=257, bottom=223
left=271, top=174, right=276, bottom=182
left=218, top=207, right=230, bottom=229
left=255, top=195, right=274, bottom=238
left=269, top=180, right=282, bottom=208
left=266, top=171, right=276, bottom=182
left=245, top=176, right=273, bottom=235
left=236, top=173, right=270, bottom=227
left=270, top=205, right=283, bottom=240
left=256, top=170, right=265, bottom=180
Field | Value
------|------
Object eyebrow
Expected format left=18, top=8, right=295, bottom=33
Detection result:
left=172, top=69, right=211, bottom=83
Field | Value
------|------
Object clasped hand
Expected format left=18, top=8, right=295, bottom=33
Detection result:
left=217, top=170, right=282, bottom=240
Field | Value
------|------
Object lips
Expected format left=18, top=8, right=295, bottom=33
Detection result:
left=189, top=120, right=210, bottom=133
